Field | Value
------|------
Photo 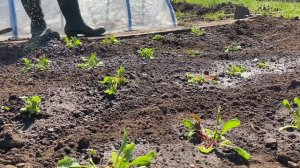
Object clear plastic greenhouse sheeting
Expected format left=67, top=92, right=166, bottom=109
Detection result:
left=0, top=0, right=177, bottom=40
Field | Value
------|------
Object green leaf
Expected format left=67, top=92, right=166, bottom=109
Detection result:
left=233, top=146, right=251, bottom=160
left=219, top=139, right=232, bottom=147
left=282, top=99, right=291, bottom=111
left=216, top=106, right=222, bottom=125
left=294, top=97, right=300, bottom=108
left=123, top=143, right=135, bottom=161
left=182, top=119, right=195, bottom=129
left=1, top=106, right=11, bottom=112
left=197, top=145, right=214, bottom=154
left=221, top=118, right=240, bottom=135
left=117, top=66, right=125, bottom=76
left=130, top=151, right=157, bottom=166
left=57, top=156, right=81, bottom=168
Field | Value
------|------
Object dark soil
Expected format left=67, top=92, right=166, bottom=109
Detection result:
left=1, top=16, right=300, bottom=168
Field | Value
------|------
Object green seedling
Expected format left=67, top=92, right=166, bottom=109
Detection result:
left=185, top=73, right=206, bottom=84
left=21, top=58, right=35, bottom=73
left=1, top=106, right=12, bottom=112
left=20, top=95, right=42, bottom=118
left=279, top=97, right=300, bottom=131
left=100, top=66, right=128, bottom=95
left=152, top=34, right=164, bottom=41
left=101, top=35, right=120, bottom=45
left=137, top=48, right=155, bottom=59
left=185, top=49, right=201, bottom=57
left=226, top=65, right=247, bottom=76
left=88, top=149, right=97, bottom=157
left=77, top=53, right=104, bottom=70
left=183, top=114, right=208, bottom=141
left=36, top=57, right=52, bottom=71
left=191, top=27, right=206, bottom=37
left=57, top=156, right=97, bottom=168
left=225, top=43, right=242, bottom=53
left=106, top=130, right=157, bottom=168
left=65, top=36, right=82, bottom=48
left=257, top=61, right=272, bottom=69
left=192, top=106, right=251, bottom=160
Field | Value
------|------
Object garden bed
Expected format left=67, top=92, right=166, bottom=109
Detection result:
left=0, top=16, right=300, bottom=168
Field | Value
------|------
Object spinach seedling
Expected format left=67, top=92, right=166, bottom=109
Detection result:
left=20, top=95, right=42, bottom=118
left=57, top=156, right=97, bottom=168
left=183, top=114, right=208, bottom=142
left=152, top=34, right=164, bottom=41
left=36, top=57, right=52, bottom=71
left=225, top=43, right=242, bottom=53
left=137, top=48, right=155, bottom=59
left=21, top=58, right=35, bottom=73
left=107, top=130, right=157, bottom=168
left=185, top=73, right=206, bottom=84
left=100, top=66, right=128, bottom=95
left=191, top=27, right=206, bottom=37
left=196, top=106, right=251, bottom=160
left=65, top=36, right=82, bottom=48
left=101, top=35, right=120, bottom=45
left=279, top=97, right=300, bottom=131
left=226, top=65, right=247, bottom=76
left=77, top=53, right=104, bottom=70
left=185, top=49, right=201, bottom=57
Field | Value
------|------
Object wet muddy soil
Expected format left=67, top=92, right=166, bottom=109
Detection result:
left=0, top=16, right=300, bottom=168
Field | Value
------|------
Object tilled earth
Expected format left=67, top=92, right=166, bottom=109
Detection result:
left=0, top=16, right=300, bottom=168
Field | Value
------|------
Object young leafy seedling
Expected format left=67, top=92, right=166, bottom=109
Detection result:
left=191, top=27, right=206, bottom=37
left=101, top=35, right=120, bottom=45
left=185, top=49, right=201, bottom=57
left=195, top=106, right=251, bottom=160
left=106, top=130, right=157, bottom=168
left=183, top=114, right=208, bottom=142
left=137, top=48, right=155, bottom=59
left=100, top=66, right=128, bottom=95
left=257, top=61, right=272, bottom=69
left=21, top=58, right=35, bottom=73
left=185, top=73, right=206, bottom=84
left=226, top=65, right=247, bottom=76
left=225, top=43, right=242, bottom=53
left=279, top=97, right=300, bottom=131
left=77, top=53, right=104, bottom=70
left=36, top=57, right=52, bottom=71
left=152, top=34, right=164, bottom=41
left=20, top=95, right=42, bottom=118
left=57, top=156, right=97, bottom=168
left=65, top=36, right=82, bottom=48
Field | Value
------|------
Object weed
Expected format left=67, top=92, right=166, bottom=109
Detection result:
left=279, top=97, right=300, bottom=131
left=21, top=58, right=35, bottom=73
left=226, top=65, right=247, bottom=76
left=106, top=130, right=157, bottom=168
left=225, top=43, right=242, bottom=53
left=183, top=107, right=251, bottom=160
left=100, top=67, right=128, bottom=95
left=65, top=36, right=82, bottom=48
left=152, top=34, right=164, bottom=41
left=202, top=10, right=226, bottom=21
left=185, top=49, right=201, bottom=56
left=191, top=27, right=206, bottom=37
left=1, top=106, right=12, bottom=112
left=137, top=48, right=155, bottom=59
left=185, top=73, right=206, bottom=84
left=20, top=95, right=42, bottom=118
left=77, top=53, right=104, bottom=70
left=101, top=35, right=120, bottom=45
left=36, top=57, right=52, bottom=71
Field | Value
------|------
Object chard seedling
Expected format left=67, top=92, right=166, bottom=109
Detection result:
left=191, top=27, right=206, bottom=37
left=152, top=34, right=164, bottom=41
left=196, top=106, right=251, bottom=160
left=137, top=47, right=155, bottom=59
left=65, top=36, right=82, bottom=48
left=77, top=53, right=104, bottom=70
left=100, top=66, right=128, bottom=95
left=21, top=58, right=35, bottom=73
left=57, top=156, right=97, bottom=168
left=106, top=130, right=157, bottom=168
left=226, top=65, right=247, bottom=76
left=183, top=114, right=208, bottom=141
left=36, top=57, right=52, bottom=71
left=279, top=97, right=300, bottom=131
left=185, top=73, right=206, bottom=84
left=20, top=95, right=42, bottom=118
left=185, top=49, right=201, bottom=57
left=101, top=35, right=120, bottom=45
left=225, top=43, right=242, bottom=53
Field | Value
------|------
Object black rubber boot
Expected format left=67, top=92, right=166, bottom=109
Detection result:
left=57, top=0, right=106, bottom=37
left=21, top=0, right=60, bottom=44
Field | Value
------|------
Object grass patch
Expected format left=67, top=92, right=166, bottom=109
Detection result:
left=202, top=10, right=226, bottom=20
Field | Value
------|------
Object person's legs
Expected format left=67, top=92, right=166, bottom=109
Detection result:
left=57, top=0, right=105, bottom=37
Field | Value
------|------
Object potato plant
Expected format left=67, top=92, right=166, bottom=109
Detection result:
left=183, top=107, right=251, bottom=160
left=100, top=67, right=128, bottom=95
left=225, top=43, right=241, bottom=53
left=279, top=97, right=300, bottom=131
left=20, top=95, right=42, bottom=118
left=226, top=65, right=247, bottom=76
left=65, top=36, right=82, bottom=48
left=77, top=53, right=104, bottom=70
left=101, top=35, right=120, bottom=45
left=137, top=48, right=155, bottom=59
left=191, top=27, right=206, bottom=37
